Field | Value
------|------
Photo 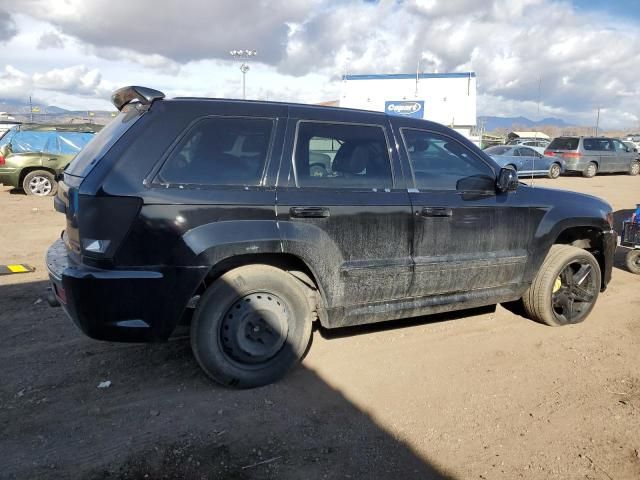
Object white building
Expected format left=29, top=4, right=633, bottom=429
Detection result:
left=340, top=72, right=478, bottom=142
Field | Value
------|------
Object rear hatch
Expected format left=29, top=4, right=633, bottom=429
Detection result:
left=56, top=107, right=144, bottom=262
left=545, top=137, right=580, bottom=160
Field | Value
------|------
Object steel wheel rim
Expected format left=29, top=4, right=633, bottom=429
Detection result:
left=587, top=165, right=596, bottom=176
left=219, top=292, right=289, bottom=365
left=28, top=176, right=52, bottom=196
left=551, top=260, right=597, bottom=324
left=550, top=164, right=560, bottom=178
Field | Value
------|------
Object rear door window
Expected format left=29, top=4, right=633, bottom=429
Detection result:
left=157, top=116, right=274, bottom=186
left=583, top=138, right=612, bottom=151
left=548, top=138, right=579, bottom=150
left=293, top=122, right=393, bottom=189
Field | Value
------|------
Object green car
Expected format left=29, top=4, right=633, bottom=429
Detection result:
left=0, top=124, right=100, bottom=196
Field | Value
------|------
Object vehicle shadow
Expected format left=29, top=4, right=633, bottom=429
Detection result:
left=0, top=279, right=454, bottom=480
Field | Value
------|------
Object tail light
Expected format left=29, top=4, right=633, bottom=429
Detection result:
left=0, top=155, right=4, bottom=165
left=562, top=152, right=581, bottom=159
left=544, top=150, right=555, bottom=157
left=77, top=195, right=142, bottom=260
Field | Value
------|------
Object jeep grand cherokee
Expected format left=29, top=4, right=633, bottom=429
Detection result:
left=47, top=86, right=616, bottom=388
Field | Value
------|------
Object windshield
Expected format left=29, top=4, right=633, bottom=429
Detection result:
left=65, top=107, right=143, bottom=177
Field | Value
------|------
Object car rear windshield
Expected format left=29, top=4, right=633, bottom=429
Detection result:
left=484, top=146, right=511, bottom=155
left=547, top=137, right=579, bottom=150
left=65, top=107, right=142, bottom=178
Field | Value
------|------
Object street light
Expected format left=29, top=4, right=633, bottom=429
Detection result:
left=229, top=49, right=257, bottom=100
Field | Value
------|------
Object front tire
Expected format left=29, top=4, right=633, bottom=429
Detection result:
left=582, top=162, right=597, bottom=178
left=548, top=163, right=561, bottom=179
left=629, top=161, right=640, bottom=176
left=522, top=245, right=601, bottom=326
left=191, top=265, right=314, bottom=388
left=625, top=249, right=640, bottom=274
left=23, top=170, right=57, bottom=196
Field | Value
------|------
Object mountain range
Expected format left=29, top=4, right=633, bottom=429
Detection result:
left=478, top=116, right=571, bottom=131
left=0, top=97, right=576, bottom=131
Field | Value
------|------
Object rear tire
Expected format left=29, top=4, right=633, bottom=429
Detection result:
left=23, top=170, right=57, bottom=196
left=629, top=161, right=640, bottom=176
left=522, top=245, right=601, bottom=326
left=548, top=163, right=561, bottom=179
left=625, top=249, right=640, bottom=274
left=582, top=162, right=597, bottom=178
left=190, top=265, right=314, bottom=388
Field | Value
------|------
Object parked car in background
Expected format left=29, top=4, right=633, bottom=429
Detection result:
left=485, top=144, right=563, bottom=179
left=506, top=138, right=551, bottom=150
left=46, top=86, right=616, bottom=388
left=544, top=136, right=640, bottom=178
left=624, top=134, right=640, bottom=150
left=0, top=124, right=100, bottom=196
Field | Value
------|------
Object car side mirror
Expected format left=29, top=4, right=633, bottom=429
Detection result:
left=496, top=167, right=518, bottom=193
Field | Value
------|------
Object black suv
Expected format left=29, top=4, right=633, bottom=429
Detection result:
left=47, top=86, right=616, bottom=388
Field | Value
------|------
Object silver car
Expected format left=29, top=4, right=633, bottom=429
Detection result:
left=544, top=136, right=640, bottom=178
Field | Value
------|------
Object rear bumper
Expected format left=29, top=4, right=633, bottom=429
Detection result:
left=601, top=229, right=616, bottom=291
left=0, top=167, right=19, bottom=187
left=47, top=237, right=208, bottom=342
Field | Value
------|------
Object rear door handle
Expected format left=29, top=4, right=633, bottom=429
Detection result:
left=420, top=207, right=452, bottom=217
left=290, top=207, right=330, bottom=218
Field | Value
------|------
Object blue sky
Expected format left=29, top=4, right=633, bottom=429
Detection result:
left=0, top=0, right=639, bottom=128
left=574, top=0, right=640, bottom=19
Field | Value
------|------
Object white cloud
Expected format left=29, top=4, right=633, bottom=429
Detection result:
left=0, top=0, right=638, bottom=128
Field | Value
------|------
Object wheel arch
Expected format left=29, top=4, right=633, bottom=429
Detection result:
left=19, top=166, right=57, bottom=186
left=553, top=225, right=607, bottom=290
left=197, top=252, right=328, bottom=325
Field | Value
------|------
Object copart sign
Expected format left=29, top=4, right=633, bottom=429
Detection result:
left=385, top=100, right=424, bottom=118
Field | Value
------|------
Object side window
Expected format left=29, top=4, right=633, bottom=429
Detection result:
left=157, top=117, right=273, bottom=186
left=583, top=138, right=597, bottom=151
left=519, top=147, right=536, bottom=157
left=294, top=122, right=392, bottom=189
left=613, top=140, right=628, bottom=152
left=401, top=129, right=495, bottom=191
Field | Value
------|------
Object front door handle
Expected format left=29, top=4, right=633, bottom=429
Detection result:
left=290, top=206, right=330, bottom=218
left=420, top=207, right=452, bottom=217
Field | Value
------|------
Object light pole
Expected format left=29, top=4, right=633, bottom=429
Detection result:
left=229, top=49, right=257, bottom=100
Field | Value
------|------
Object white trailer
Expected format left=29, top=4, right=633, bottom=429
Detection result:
left=339, top=72, right=478, bottom=143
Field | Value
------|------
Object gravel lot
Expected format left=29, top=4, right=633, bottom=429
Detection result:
left=1, top=175, right=639, bottom=479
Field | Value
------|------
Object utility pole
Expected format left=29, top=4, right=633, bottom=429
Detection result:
left=595, top=107, right=601, bottom=136
left=415, top=57, right=421, bottom=97
left=29, top=96, right=33, bottom=122
left=229, top=49, right=257, bottom=100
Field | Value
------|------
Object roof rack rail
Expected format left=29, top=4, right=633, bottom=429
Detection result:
left=111, top=86, right=165, bottom=111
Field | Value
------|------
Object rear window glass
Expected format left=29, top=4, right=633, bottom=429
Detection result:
left=548, top=137, right=579, bottom=150
left=484, top=146, right=511, bottom=155
left=66, top=108, right=142, bottom=177
left=157, top=117, right=274, bottom=186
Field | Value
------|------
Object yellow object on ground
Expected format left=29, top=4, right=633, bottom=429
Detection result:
left=0, top=264, right=35, bottom=275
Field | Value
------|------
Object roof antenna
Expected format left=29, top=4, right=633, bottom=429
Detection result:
left=531, top=76, right=542, bottom=188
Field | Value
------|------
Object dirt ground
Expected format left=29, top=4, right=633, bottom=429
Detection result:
left=1, top=175, right=640, bottom=480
